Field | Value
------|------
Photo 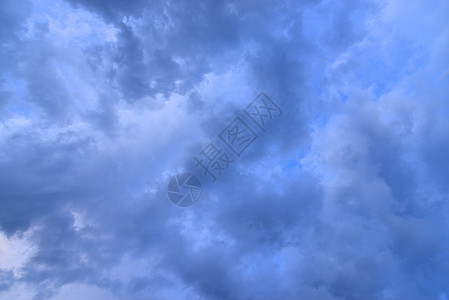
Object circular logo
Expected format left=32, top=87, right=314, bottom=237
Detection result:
left=167, top=173, right=202, bottom=207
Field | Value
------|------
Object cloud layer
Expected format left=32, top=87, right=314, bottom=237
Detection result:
left=1, top=0, right=448, bottom=299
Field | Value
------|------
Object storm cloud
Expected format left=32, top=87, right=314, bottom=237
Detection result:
left=1, top=0, right=449, bottom=299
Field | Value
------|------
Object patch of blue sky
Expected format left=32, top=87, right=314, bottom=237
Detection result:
left=2, top=73, right=31, bottom=117
left=352, top=39, right=430, bottom=97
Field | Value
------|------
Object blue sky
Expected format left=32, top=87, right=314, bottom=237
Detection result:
left=0, top=0, right=449, bottom=299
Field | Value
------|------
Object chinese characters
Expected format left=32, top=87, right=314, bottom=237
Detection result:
left=193, top=93, right=282, bottom=182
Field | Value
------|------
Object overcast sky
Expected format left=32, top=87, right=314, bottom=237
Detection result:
left=1, top=0, right=449, bottom=299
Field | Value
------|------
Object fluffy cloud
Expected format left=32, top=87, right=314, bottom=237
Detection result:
left=0, top=0, right=448, bottom=299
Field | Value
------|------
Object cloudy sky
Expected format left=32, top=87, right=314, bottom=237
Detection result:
left=1, top=0, right=449, bottom=299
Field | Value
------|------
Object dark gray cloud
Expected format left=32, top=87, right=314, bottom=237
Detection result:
left=1, top=0, right=449, bottom=299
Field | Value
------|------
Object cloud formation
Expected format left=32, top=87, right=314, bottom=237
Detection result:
left=0, top=0, right=448, bottom=299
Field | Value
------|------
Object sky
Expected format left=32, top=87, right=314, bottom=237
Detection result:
left=0, top=0, right=448, bottom=299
